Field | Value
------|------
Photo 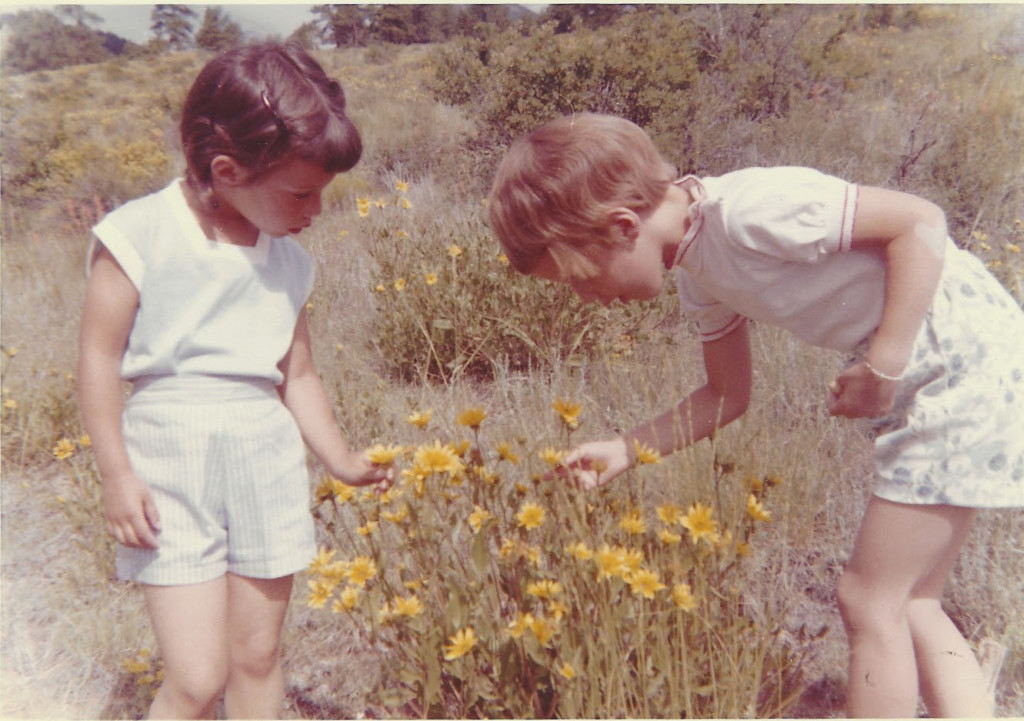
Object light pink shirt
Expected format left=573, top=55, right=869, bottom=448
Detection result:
left=673, top=166, right=883, bottom=351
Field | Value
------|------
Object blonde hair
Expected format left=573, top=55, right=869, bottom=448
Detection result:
left=488, top=113, right=675, bottom=276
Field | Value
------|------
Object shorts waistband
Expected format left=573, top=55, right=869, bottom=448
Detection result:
left=128, top=375, right=279, bottom=405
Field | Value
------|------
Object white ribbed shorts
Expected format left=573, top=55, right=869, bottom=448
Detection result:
left=117, top=375, right=316, bottom=585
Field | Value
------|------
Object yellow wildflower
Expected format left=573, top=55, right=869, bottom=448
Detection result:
left=393, top=595, right=423, bottom=617
left=468, top=505, right=493, bottom=532
left=548, top=599, right=569, bottom=621
left=407, top=409, right=431, bottom=429
left=551, top=397, right=582, bottom=428
left=516, top=502, right=546, bottom=530
left=625, top=568, right=666, bottom=599
left=425, top=272, right=438, bottom=285
left=455, top=406, right=488, bottom=429
left=565, top=542, right=592, bottom=561
left=448, top=244, right=463, bottom=258
left=498, top=253, right=510, bottom=265
left=508, top=612, right=533, bottom=638
left=656, top=503, right=683, bottom=525
left=399, top=197, right=412, bottom=210
left=382, top=505, right=409, bottom=524
left=659, top=528, right=682, bottom=545
left=681, top=502, right=720, bottom=544
left=558, top=662, right=576, bottom=680
left=443, top=627, right=477, bottom=660
left=538, top=447, right=565, bottom=467
left=366, top=443, right=403, bottom=465
left=396, top=179, right=409, bottom=193
left=347, top=556, right=377, bottom=587
left=671, top=582, right=698, bottom=611
left=375, top=284, right=386, bottom=292
left=308, top=546, right=337, bottom=575
left=413, top=440, right=463, bottom=475
left=530, top=615, right=558, bottom=645
left=746, top=493, right=772, bottom=522
left=78, top=435, right=91, bottom=448
left=307, top=578, right=336, bottom=609
left=526, top=579, right=564, bottom=599
left=495, top=441, right=520, bottom=464
left=52, top=438, right=76, bottom=461
left=393, top=278, right=406, bottom=292
left=357, top=521, right=378, bottom=536
left=618, top=509, right=647, bottom=535
left=633, top=440, right=660, bottom=464
left=595, top=544, right=626, bottom=580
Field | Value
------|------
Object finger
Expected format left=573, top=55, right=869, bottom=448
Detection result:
left=143, top=498, right=162, bottom=534
left=134, top=518, right=161, bottom=549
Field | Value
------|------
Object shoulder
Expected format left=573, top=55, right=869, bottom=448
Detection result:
left=96, top=180, right=181, bottom=231
left=706, top=166, right=850, bottom=206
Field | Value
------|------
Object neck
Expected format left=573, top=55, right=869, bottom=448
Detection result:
left=180, top=181, right=259, bottom=246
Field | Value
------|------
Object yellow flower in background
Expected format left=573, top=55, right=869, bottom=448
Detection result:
left=78, top=435, right=92, bottom=448
left=565, top=542, right=592, bottom=561
left=551, top=397, right=582, bottom=428
left=468, top=505, right=493, bottom=532
left=3, top=398, right=16, bottom=411
left=498, top=253, right=510, bottom=265
left=558, top=662, right=576, bottom=680
left=309, top=546, right=337, bottom=575
left=347, top=556, right=377, bottom=587
left=335, top=586, right=360, bottom=611
left=375, top=283, right=386, bottom=292
left=508, top=612, right=533, bottom=639
left=367, top=443, right=403, bottom=465
left=307, top=578, right=336, bottom=609
left=393, top=595, right=423, bottom=617
left=526, top=579, right=564, bottom=599
left=443, top=627, right=477, bottom=660
left=499, top=537, right=516, bottom=558
left=495, top=441, right=520, bottom=464
left=357, top=197, right=370, bottom=217
left=456, top=406, right=488, bottom=429
left=448, top=244, right=463, bottom=258
left=618, top=509, right=647, bottom=535
left=672, top=583, right=698, bottom=611
left=625, top=568, right=666, bottom=599
left=516, top=502, right=546, bottom=530
left=538, top=447, right=565, bottom=467
left=529, top=615, right=558, bottom=645
left=595, top=544, right=626, bottom=580
left=681, top=502, right=720, bottom=544
left=746, top=493, right=772, bottom=522
left=633, top=440, right=660, bottom=465
left=393, top=277, right=407, bottom=292
left=425, top=272, right=438, bottom=285
left=656, top=504, right=683, bottom=525
left=407, top=409, right=431, bottom=429
left=396, top=179, right=409, bottom=193
left=52, top=438, right=75, bottom=461
left=357, top=521, right=378, bottom=536
left=399, top=196, right=412, bottom=210
left=414, top=440, right=463, bottom=475
left=658, top=528, right=682, bottom=545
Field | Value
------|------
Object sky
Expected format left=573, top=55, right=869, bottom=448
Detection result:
left=3, top=3, right=319, bottom=44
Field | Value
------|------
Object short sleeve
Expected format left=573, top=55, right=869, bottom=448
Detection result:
left=720, top=167, right=858, bottom=263
left=676, top=272, right=746, bottom=343
left=91, top=214, right=145, bottom=289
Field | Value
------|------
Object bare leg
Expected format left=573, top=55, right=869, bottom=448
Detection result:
left=222, top=573, right=293, bottom=719
left=144, top=579, right=229, bottom=719
left=837, top=497, right=990, bottom=718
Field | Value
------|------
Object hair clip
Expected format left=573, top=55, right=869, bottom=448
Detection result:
left=261, top=90, right=287, bottom=135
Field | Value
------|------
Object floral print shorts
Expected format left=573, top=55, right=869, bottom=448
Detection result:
left=859, top=247, right=1024, bottom=508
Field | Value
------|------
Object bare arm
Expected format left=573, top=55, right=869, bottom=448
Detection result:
left=828, top=185, right=946, bottom=418
left=277, top=309, right=392, bottom=487
left=564, top=322, right=752, bottom=490
left=78, top=245, right=161, bottom=548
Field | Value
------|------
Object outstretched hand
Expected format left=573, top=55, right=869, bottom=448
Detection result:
left=553, top=437, right=632, bottom=491
left=334, top=450, right=396, bottom=494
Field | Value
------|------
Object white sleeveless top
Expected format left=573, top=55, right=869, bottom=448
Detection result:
left=90, top=180, right=314, bottom=384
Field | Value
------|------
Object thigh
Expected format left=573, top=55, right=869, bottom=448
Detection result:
left=846, top=496, right=975, bottom=600
left=145, top=578, right=229, bottom=682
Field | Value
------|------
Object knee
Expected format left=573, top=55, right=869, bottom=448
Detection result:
left=162, top=660, right=228, bottom=713
left=836, top=568, right=907, bottom=636
left=230, top=627, right=282, bottom=679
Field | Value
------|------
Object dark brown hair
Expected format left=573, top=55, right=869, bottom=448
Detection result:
left=181, top=42, right=361, bottom=202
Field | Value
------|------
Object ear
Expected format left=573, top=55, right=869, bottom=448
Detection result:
left=209, top=155, right=252, bottom=188
left=607, top=207, right=641, bottom=248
